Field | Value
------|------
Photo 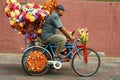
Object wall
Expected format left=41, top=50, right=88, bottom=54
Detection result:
left=0, top=0, right=120, bottom=57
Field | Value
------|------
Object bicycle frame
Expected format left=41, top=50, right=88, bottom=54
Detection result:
left=25, top=36, right=89, bottom=63
left=42, top=39, right=86, bottom=62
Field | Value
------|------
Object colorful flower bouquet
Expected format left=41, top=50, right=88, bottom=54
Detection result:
left=5, top=0, right=58, bottom=38
left=77, top=28, right=89, bottom=44
left=5, top=0, right=58, bottom=72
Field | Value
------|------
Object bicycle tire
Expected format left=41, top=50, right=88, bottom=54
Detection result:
left=22, top=46, right=53, bottom=76
left=71, top=48, right=101, bottom=77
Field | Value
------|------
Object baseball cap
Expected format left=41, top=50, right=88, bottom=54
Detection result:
left=55, top=5, right=66, bottom=11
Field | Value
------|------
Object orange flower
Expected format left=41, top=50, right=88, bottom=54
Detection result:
left=26, top=50, right=47, bottom=72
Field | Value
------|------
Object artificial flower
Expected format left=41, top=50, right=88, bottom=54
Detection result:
left=14, top=10, right=20, bottom=15
left=41, top=13, right=46, bottom=17
left=10, top=20, right=15, bottom=25
left=11, top=0, right=17, bottom=3
left=19, top=23, right=24, bottom=27
left=26, top=13, right=30, bottom=20
left=30, top=16, right=35, bottom=22
left=5, top=7, right=9, bottom=13
left=26, top=50, right=47, bottom=72
left=10, top=11, right=15, bottom=17
left=18, top=31, right=22, bottom=34
left=5, top=0, right=58, bottom=37
left=27, top=3, right=34, bottom=8
left=38, top=29, right=42, bottom=34
left=77, top=28, right=89, bottom=44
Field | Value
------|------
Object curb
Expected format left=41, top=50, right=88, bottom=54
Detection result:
left=90, top=52, right=106, bottom=56
left=0, top=53, right=22, bottom=56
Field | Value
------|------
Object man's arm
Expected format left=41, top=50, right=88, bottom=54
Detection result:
left=59, top=27, right=74, bottom=40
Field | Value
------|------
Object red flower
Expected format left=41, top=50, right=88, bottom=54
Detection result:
left=24, top=18, right=30, bottom=24
left=26, top=6, right=30, bottom=9
left=21, top=30, right=26, bottom=35
left=27, top=36, right=33, bottom=42
left=9, top=4, right=16, bottom=11
left=33, top=4, right=39, bottom=9
left=38, top=14, right=42, bottom=20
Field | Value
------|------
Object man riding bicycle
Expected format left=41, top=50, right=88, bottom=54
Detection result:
left=41, top=5, right=74, bottom=58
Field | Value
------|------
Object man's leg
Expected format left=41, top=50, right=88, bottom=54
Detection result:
left=46, top=34, right=67, bottom=58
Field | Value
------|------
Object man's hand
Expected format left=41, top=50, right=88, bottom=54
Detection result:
left=68, top=35, right=75, bottom=42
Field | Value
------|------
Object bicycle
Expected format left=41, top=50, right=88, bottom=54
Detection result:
left=22, top=32, right=101, bottom=77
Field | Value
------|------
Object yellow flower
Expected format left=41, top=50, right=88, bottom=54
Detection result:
left=38, top=29, right=42, bottom=34
left=10, top=11, right=15, bottom=18
left=77, top=29, right=82, bottom=35
left=11, top=0, right=17, bottom=3
left=46, top=10, right=50, bottom=15
left=19, top=23, right=24, bottom=27
left=5, top=7, right=9, bottom=13
left=11, top=18, right=16, bottom=21
left=77, top=28, right=89, bottom=44
left=26, top=14, right=30, bottom=19
left=6, top=0, right=10, bottom=3
left=30, top=16, right=35, bottom=22
left=27, top=12, right=32, bottom=16
left=27, top=3, right=34, bottom=8
left=10, top=20, right=15, bottom=25
left=40, top=5, right=43, bottom=9
left=41, top=13, right=46, bottom=17
left=15, top=10, right=20, bottom=15
left=18, top=31, right=22, bottom=34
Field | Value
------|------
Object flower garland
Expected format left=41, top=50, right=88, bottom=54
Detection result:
left=77, top=28, right=89, bottom=44
left=43, top=0, right=58, bottom=14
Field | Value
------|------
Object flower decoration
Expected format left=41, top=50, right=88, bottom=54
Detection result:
left=43, top=0, right=58, bottom=14
left=26, top=50, right=47, bottom=72
left=5, top=0, right=58, bottom=39
left=77, top=28, right=89, bottom=44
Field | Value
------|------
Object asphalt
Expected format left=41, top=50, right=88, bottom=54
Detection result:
left=0, top=53, right=120, bottom=80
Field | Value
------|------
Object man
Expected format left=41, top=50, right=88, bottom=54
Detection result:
left=41, top=5, right=74, bottom=58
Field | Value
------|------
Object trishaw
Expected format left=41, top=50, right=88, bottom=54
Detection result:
left=22, top=30, right=101, bottom=77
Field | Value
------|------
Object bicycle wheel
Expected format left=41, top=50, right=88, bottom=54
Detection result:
left=22, top=46, right=52, bottom=76
left=71, top=48, right=100, bottom=77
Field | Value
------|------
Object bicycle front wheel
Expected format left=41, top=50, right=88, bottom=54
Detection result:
left=71, top=48, right=100, bottom=77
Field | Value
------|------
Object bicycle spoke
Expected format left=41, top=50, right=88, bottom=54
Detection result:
left=71, top=48, right=100, bottom=77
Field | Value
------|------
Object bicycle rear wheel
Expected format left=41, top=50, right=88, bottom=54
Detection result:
left=22, top=46, right=52, bottom=76
left=71, top=48, right=100, bottom=77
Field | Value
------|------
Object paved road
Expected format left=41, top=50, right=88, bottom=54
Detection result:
left=0, top=53, right=120, bottom=80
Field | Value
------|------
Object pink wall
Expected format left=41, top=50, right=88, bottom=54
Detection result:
left=0, top=0, right=120, bottom=57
